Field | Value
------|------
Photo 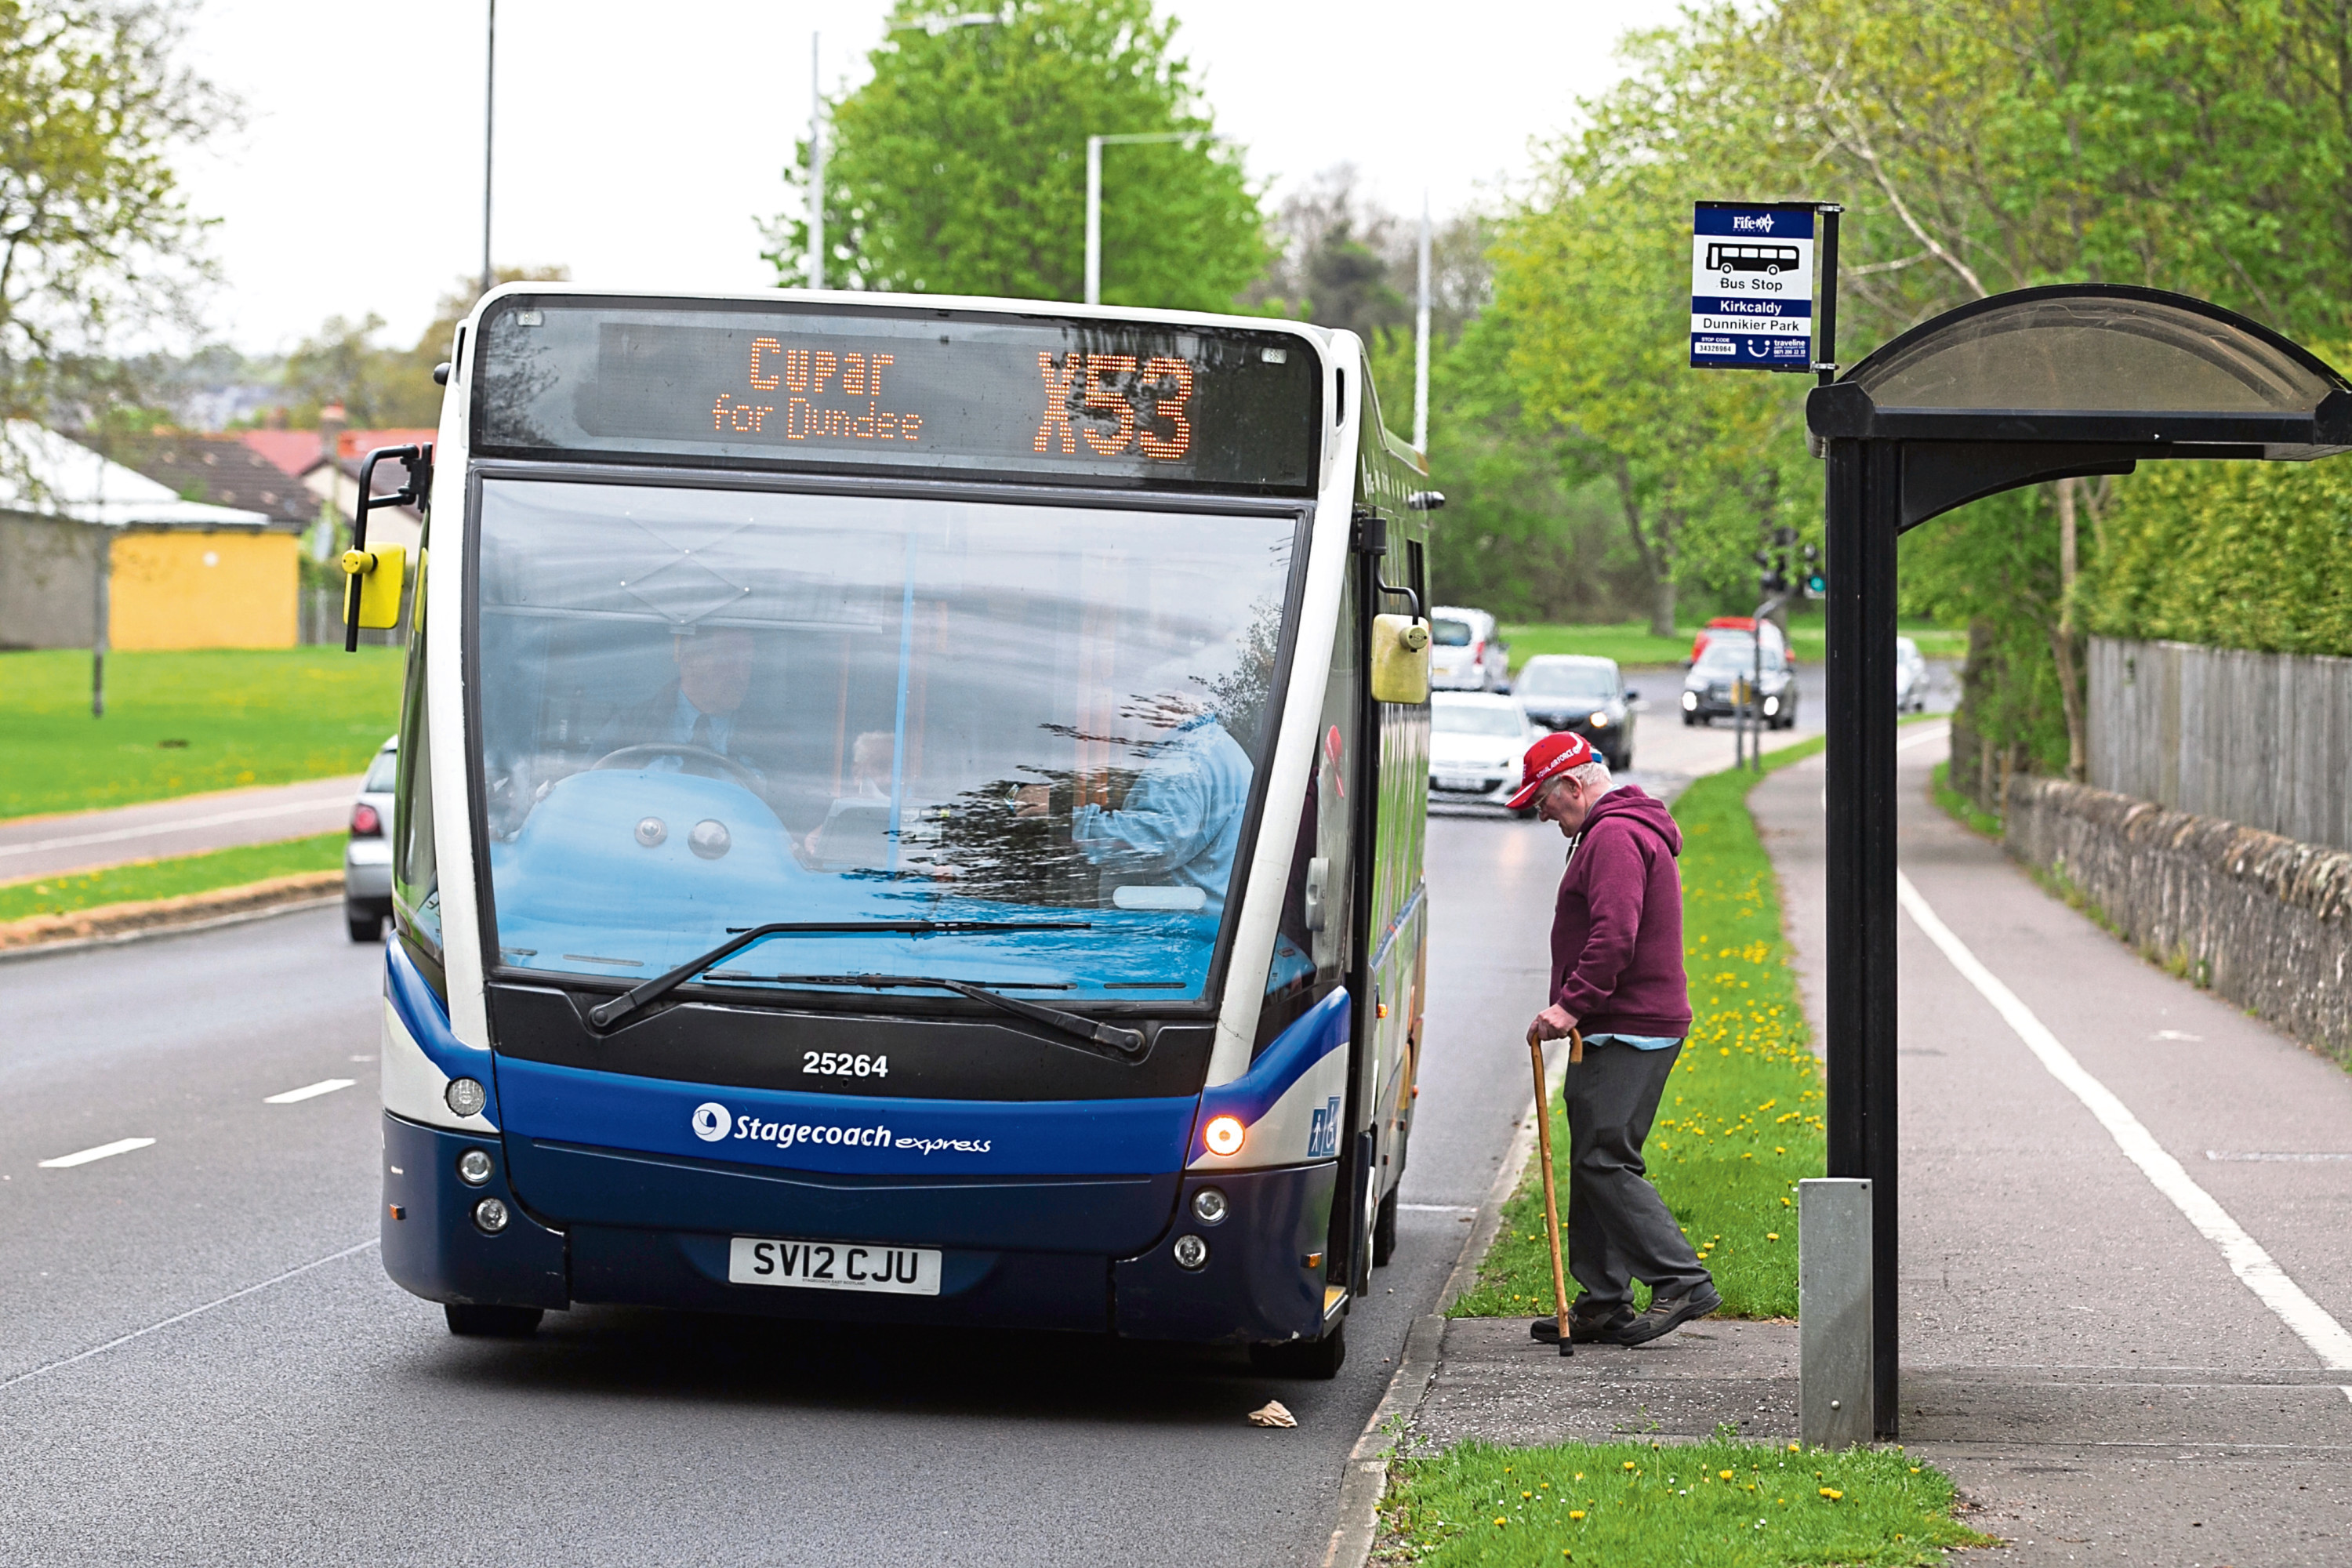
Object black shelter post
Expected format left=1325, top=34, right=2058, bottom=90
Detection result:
left=1821, top=437, right=1902, bottom=1437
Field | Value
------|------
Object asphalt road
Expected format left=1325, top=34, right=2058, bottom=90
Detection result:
left=0, top=811, right=1571, bottom=1566
left=0, top=775, right=361, bottom=882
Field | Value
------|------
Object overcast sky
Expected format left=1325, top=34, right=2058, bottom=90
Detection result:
left=175, top=0, right=1684, bottom=355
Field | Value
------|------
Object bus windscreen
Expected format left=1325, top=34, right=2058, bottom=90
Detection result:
left=474, top=299, right=1321, bottom=492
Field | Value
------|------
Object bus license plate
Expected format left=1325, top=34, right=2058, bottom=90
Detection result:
left=728, top=1236, right=942, bottom=1296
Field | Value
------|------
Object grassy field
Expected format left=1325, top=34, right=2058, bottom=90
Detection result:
left=0, top=833, right=346, bottom=924
left=1502, top=621, right=1968, bottom=673
left=0, top=648, right=404, bottom=820
left=1377, top=1431, right=1991, bottom=1566
left=1450, top=738, right=1828, bottom=1321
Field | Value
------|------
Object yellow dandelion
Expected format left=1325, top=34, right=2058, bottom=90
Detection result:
left=1719, top=1470, right=1734, bottom=1480
left=1766, top=1232, right=1780, bottom=1241
left=1494, top=1517, right=1508, bottom=1527
left=1522, top=1491, right=1532, bottom=1499
left=1569, top=1511, right=1586, bottom=1521
left=1819, top=1488, right=1843, bottom=1501
left=1623, top=1461, right=1637, bottom=1470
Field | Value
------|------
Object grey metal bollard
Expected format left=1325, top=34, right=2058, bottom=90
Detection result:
left=1799, top=1177, right=1873, bottom=1447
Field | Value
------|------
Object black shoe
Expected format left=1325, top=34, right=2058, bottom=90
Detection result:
left=1614, top=1283, right=1722, bottom=1346
left=1530, top=1303, right=1636, bottom=1345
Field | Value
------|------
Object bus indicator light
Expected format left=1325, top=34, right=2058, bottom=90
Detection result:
left=1204, top=1115, right=1245, bottom=1156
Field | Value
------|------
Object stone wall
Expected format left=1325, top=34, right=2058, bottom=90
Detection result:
left=2005, top=777, right=2352, bottom=1065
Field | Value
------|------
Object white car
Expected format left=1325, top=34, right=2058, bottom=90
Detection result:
left=1428, top=692, right=1539, bottom=812
left=344, top=737, right=397, bottom=942
left=1428, top=605, right=1510, bottom=691
left=1895, top=636, right=1930, bottom=712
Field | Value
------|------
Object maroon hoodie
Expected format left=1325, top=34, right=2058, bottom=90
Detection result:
left=1549, top=786, right=1692, bottom=1037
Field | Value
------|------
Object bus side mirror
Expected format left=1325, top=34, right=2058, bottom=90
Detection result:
left=342, top=545, right=407, bottom=631
left=1370, top=614, right=1431, bottom=704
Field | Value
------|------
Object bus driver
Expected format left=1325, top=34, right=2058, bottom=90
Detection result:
left=1013, top=676, right=1252, bottom=916
left=597, top=626, right=766, bottom=776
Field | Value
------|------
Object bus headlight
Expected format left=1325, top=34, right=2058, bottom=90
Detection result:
left=1203, top=1116, right=1245, bottom=1156
left=445, top=1078, right=487, bottom=1118
left=1192, top=1187, right=1229, bottom=1225
left=1171, top=1234, right=1208, bottom=1270
left=473, top=1197, right=510, bottom=1233
left=456, top=1149, right=493, bottom=1186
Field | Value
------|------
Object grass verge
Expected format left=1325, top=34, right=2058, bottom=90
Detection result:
left=1929, top=760, right=2002, bottom=840
left=1376, top=1429, right=1993, bottom=1566
left=0, top=833, right=346, bottom=923
left=0, top=648, right=403, bottom=820
left=1501, top=621, right=1965, bottom=674
left=1450, top=737, right=1827, bottom=1321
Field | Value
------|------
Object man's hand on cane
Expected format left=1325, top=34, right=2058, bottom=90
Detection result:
left=1529, top=1003, right=1578, bottom=1043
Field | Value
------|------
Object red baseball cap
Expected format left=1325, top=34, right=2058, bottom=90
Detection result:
left=1504, top=731, right=1597, bottom=811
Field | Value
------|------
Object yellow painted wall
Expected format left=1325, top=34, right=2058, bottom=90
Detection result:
left=108, top=531, right=298, bottom=651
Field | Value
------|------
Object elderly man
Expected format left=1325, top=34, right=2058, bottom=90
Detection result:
left=1508, top=731, right=1718, bottom=1347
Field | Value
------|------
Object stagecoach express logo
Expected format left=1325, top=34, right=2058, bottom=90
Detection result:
left=1690, top=203, right=1815, bottom=370
left=689, top=1100, right=993, bottom=1156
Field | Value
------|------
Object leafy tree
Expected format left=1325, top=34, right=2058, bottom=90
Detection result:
left=0, top=0, right=232, bottom=428
left=764, top=0, right=1265, bottom=310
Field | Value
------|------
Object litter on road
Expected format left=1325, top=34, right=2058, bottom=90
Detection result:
left=1248, top=1401, right=1298, bottom=1428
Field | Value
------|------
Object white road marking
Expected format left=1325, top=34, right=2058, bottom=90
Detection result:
left=1898, top=869, right=2352, bottom=1370
left=2343, top=1387, right=2352, bottom=1409
left=1894, top=725, right=1951, bottom=753
left=1398, top=1203, right=1476, bottom=1213
left=0, top=797, right=346, bottom=861
left=0, top=1239, right=377, bottom=1395
left=37, top=1138, right=156, bottom=1168
left=263, top=1078, right=356, bottom=1105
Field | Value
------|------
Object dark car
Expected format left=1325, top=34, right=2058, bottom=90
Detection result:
left=1514, top=655, right=1635, bottom=770
left=1680, top=631, right=1798, bottom=728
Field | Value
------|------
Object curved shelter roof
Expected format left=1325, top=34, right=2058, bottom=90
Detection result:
left=1806, top=285, right=2352, bottom=528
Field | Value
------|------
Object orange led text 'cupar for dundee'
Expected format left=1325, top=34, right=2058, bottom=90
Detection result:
left=713, top=337, right=923, bottom=442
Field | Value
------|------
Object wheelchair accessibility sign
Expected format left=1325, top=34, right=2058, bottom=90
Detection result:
left=1691, top=202, right=1816, bottom=370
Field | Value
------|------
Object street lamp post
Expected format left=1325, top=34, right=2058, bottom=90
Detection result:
left=1084, top=131, right=1226, bottom=306
left=481, top=0, right=495, bottom=296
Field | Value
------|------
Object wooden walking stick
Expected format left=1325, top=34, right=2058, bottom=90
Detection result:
left=1528, top=1026, right=1579, bottom=1356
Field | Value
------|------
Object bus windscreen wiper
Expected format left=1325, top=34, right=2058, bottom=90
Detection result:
left=731, top=974, right=1149, bottom=1062
left=584, top=920, right=1089, bottom=1031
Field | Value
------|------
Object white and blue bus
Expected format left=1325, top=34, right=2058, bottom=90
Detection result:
left=360, top=288, right=1435, bottom=1377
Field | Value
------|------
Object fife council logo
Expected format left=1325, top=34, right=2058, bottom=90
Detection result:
left=690, top=1102, right=731, bottom=1142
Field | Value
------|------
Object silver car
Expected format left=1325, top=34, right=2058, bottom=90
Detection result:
left=1428, top=692, right=1539, bottom=813
left=1895, top=635, right=1930, bottom=712
left=1428, top=605, right=1510, bottom=691
left=344, top=737, right=397, bottom=942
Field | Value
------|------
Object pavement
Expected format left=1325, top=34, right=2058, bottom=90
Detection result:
left=0, top=775, right=361, bottom=883
left=1397, top=720, right=2352, bottom=1566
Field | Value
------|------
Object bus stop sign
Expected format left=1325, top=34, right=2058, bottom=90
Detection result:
left=1691, top=202, right=1817, bottom=370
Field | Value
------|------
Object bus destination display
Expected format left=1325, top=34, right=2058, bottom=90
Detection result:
left=474, top=300, right=1319, bottom=492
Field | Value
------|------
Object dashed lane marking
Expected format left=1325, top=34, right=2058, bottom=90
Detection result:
left=1899, top=869, right=2352, bottom=1370
left=263, top=1078, right=357, bottom=1105
left=37, top=1138, right=156, bottom=1169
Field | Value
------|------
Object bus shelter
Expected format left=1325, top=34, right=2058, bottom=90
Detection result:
left=1804, top=284, right=2352, bottom=1438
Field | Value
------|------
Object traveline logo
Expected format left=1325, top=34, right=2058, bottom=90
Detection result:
left=689, top=1101, right=992, bottom=1156
left=1307, top=1095, right=1342, bottom=1159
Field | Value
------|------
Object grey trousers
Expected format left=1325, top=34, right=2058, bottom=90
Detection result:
left=1563, top=1038, right=1712, bottom=1308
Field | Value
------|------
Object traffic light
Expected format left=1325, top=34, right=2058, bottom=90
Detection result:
left=1802, top=543, right=1825, bottom=597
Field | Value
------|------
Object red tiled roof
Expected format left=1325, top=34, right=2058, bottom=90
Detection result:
left=338, top=429, right=439, bottom=459
left=241, top=429, right=327, bottom=477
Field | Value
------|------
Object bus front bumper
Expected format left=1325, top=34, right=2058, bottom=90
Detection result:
left=381, top=1112, right=1335, bottom=1345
